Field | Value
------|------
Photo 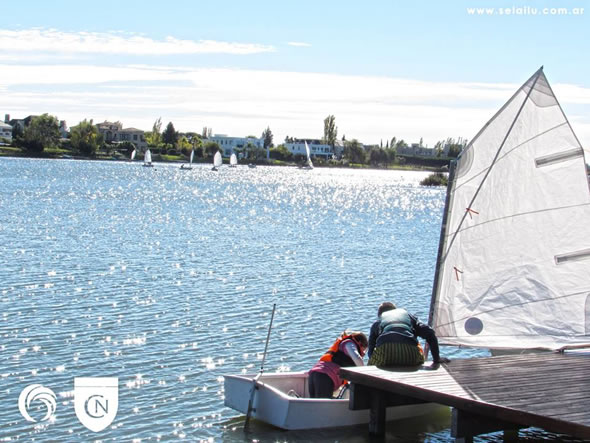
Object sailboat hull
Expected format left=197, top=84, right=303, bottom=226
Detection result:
left=224, top=371, right=443, bottom=430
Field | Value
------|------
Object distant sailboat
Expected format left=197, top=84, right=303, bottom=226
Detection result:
left=143, top=148, right=153, bottom=167
left=303, top=141, right=314, bottom=169
left=130, top=148, right=136, bottom=161
left=181, top=149, right=194, bottom=170
left=212, top=151, right=222, bottom=171
left=230, top=153, right=238, bottom=167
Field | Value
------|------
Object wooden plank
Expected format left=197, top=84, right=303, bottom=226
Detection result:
left=341, top=353, right=590, bottom=440
left=349, top=383, right=428, bottom=410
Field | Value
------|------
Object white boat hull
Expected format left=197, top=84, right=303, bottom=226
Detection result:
left=224, top=371, right=443, bottom=430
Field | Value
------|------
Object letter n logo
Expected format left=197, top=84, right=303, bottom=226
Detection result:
left=74, top=377, right=118, bottom=432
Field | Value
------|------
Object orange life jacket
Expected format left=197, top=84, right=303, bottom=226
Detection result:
left=319, top=332, right=361, bottom=363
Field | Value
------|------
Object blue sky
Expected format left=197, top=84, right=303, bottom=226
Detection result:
left=1, top=0, right=589, bottom=147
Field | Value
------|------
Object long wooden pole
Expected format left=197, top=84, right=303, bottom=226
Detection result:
left=244, top=303, right=276, bottom=429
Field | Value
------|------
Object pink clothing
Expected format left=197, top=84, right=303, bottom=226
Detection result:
left=309, top=339, right=364, bottom=388
left=309, top=360, right=343, bottom=388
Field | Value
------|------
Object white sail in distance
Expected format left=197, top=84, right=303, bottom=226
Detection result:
left=430, top=67, right=590, bottom=351
left=213, top=151, right=222, bottom=169
left=305, top=141, right=314, bottom=169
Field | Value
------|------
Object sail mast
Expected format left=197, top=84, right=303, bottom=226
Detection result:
left=428, top=160, right=457, bottom=327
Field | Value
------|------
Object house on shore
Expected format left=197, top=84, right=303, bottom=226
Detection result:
left=0, top=121, right=12, bottom=141
left=284, top=138, right=333, bottom=160
left=207, top=134, right=264, bottom=158
left=6, top=114, right=38, bottom=134
left=96, top=121, right=147, bottom=151
left=4, top=114, right=68, bottom=140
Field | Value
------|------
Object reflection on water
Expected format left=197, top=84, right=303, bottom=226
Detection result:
left=0, top=158, right=578, bottom=441
left=220, top=407, right=453, bottom=442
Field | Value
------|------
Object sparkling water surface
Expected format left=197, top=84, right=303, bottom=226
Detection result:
left=0, top=158, right=575, bottom=442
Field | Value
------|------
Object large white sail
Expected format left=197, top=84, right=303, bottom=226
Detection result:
left=430, top=68, right=590, bottom=351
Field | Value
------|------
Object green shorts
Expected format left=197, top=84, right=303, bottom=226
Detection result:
left=368, top=342, right=425, bottom=367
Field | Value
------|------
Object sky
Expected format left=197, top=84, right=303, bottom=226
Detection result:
left=1, top=0, right=589, bottom=148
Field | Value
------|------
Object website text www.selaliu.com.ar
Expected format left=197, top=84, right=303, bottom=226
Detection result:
left=467, top=6, right=584, bottom=16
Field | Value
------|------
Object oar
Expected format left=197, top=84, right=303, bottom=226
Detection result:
left=244, top=303, right=276, bottom=429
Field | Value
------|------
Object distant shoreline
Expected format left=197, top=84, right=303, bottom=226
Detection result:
left=0, top=146, right=452, bottom=175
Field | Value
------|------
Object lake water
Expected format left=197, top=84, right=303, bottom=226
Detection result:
left=0, top=158, right=574, bottom=442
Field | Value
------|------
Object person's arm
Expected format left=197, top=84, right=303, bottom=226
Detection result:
left=412, top=315, right=443, bottom=363
left=367, top=321, right=379, bottom=359
left=341, top=340, right=364, bottom=366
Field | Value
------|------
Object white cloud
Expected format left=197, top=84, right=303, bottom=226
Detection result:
left=287, top=41, right=312, bottom=47
left=1, top=62, right=589, bottom=148
left=0, top=29, right=275, bottom=55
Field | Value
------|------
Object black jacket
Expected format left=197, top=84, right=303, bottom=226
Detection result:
left=368, top=308, right=441, bottom=362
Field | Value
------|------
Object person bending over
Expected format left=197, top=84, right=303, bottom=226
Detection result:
left=308, top=330, right=368, bottom=398
left=368, top=301, right=449, bottom=367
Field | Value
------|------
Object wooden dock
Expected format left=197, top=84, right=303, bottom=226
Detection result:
left=340, top=352, right=590, bottom=442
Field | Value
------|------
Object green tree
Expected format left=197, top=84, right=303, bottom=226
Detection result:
left=203, top=141, right=220, bottom=157
left=70, top=119, right=102, bottom=157
left=369, top=147, right=388, bottom=166
left=343, top=139, right=365, bottom=164
left=191, top=135, right=203, bottom=157
left=323, top=115, right=338, bottom=148
left=385, top=147, right=396, bottom=163
left=20, top=114, right=60, bottom=153
left=177, top=135, right=192, bottom=155
left=145, top=117, right=162, bottom=148
left=395, top=139, right=408, bottom=150
left=434, top=141, right=443, bottom=157
left=12, top=124, right=23, bottom=141
left=117, top=141, right=136, bottom=158
left=162, top=121, right=178, bottom=146
left=247, top=143, right=266, bottom=162
left=269, top=144, right=293, bottom=161
left=262, top=127, right=273, bottom=150
left=447, top=144, right=462, bottom=158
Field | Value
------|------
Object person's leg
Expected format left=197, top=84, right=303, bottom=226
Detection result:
left=308, top=372, right=317, bottom=398
left=308, top=371, right=334, bottom=398
left=368, top=344, right=388, bottom=366
left=369, top=342, right=424, bottom=366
